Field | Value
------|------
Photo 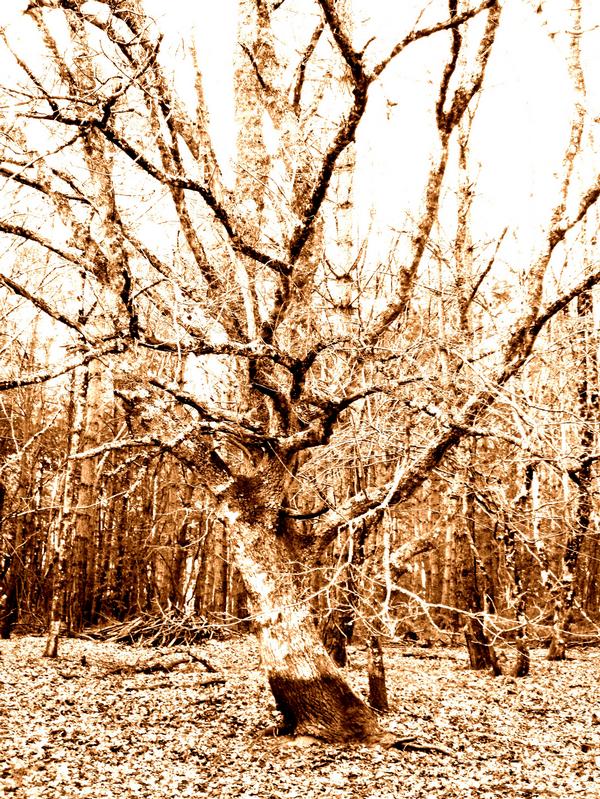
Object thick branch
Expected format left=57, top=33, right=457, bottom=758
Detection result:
left=288, top=3, right=370, bottom=265
left=276, top=384, right=390, bottom=456
left=532, top=261, right=600, bottom=336
left=0, top=269, right=94, bottom=343
left=311, top=258, right=600, bottom=551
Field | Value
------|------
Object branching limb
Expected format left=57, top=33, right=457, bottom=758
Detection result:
left=0, top=269, right=95, bottom=343
left=310, top=254, right=600, bottom=552
left=0, top=341, right=124, bottom=391
left=316, top=0, right=366, bottom=83
left=148, top=377, right=267, bottom=440
left=371, top=0, right=497, bottom=80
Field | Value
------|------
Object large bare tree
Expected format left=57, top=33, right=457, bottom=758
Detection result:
left=0, top=0, right=599, bottom=743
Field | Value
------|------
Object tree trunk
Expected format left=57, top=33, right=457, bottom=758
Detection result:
left=45, top=369, right=86, bottom=658
left=320, top=607, right=352, bottom=668
left=70, top=360, right=111, bottom=631
left=0, top=480, right=20, bottom=639
left=318, top=528, right=364, bottom=668
left=219, top=473, right=381, bottom=743
left=455, top=472, right=497, bottom=671
left=548, top=288, right=596, bottom=660
left=367, top=635, right=389, bottom=713
left=319, top=496, right=370, bottom=667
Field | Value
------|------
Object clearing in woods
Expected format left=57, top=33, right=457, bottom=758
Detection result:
left=1, top=635, right=599, bottom=798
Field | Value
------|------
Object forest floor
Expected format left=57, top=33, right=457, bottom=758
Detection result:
left=1, top=634, right=599, bottom=799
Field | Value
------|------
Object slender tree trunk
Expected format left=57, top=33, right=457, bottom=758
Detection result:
left=320, top=463, right=370, bottom=666
left=0, top=371, right=43, bottom=638
left=367, top=635, right=389, bottom=713
left=45, top=370, right=86, bottom=657
left=319, top=531, right=360, bottom=668
left=320, top=609, right=351, bottom=668
left=228, top=567, right=250, bottom=631
left=70, top=360, right=111, bottom=631
left=502, top=519, right=530, bottom=677
left=210, top=522, right=229, bottom=620
left=548, top=288, right=596, bottom=660
left=455, top=471, right=496, bottom=670
left=0, top=485, right=21, bottom=640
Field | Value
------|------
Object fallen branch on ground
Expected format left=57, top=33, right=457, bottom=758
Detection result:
left=83, top=610, right=226, bottom=647
left=102, top=651, right=222, bottom=678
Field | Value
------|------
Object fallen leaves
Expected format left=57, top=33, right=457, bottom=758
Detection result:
left=0, top=636, right=599, bottom=798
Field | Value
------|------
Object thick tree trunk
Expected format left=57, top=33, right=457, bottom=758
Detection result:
left=219, top=482, right=381, bottom=743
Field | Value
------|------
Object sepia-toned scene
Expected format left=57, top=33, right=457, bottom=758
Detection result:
left=0, top=1, right=599, bottom=797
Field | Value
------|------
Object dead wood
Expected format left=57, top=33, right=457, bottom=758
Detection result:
left=262, top=726, right=454, bottom=755
left=101, top=652, right=221, bottom=678
left=84, top=610, right=225, bottom=647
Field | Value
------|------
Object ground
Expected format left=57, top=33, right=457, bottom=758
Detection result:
left=1, top=635, right=599, bottom=799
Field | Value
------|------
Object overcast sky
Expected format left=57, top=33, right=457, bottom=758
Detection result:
left=1, top=0, right=598, bottom=298
left=134, top=1, right=599, bottom=263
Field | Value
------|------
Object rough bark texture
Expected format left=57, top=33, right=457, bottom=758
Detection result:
left=44, top=369, right=86, bottom=658
left=269, top=667, right=379, bottom=742
left=219, top=465, right=381, bottom=743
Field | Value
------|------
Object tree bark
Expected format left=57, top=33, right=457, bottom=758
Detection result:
left=548, top=287, right=596, bottom=660
left=219, top=467, right=381, bottom=743
left=454, top=470, right=497, bottom=670
left=45, top=369, right=86, bottom=658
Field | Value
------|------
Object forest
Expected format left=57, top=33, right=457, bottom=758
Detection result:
left=0, top=0, right=599, bottom=785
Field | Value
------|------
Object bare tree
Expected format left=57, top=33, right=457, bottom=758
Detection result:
left=0, top=0, right=599, bottom=742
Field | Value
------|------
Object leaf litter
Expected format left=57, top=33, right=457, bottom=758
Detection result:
left=1, top=636, right=599, bottom=799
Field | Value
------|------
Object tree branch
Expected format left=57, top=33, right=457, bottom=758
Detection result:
left=0, top=341, right=124, bottom=391
left=310, top=255, right=600, bottom=552
left=371, top=0, right=497, bottom=80
left=0, top=269, right=95, bottom=343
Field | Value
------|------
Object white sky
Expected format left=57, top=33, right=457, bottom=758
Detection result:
left=1, top=0, right=598, bottom=290
left=135, top=0, right=599, bottom=267
left=143, top=0, right=238, bottom=185
left=0, top=1, right=27, bottom=26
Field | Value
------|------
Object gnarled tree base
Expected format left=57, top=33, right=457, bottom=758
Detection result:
left=268, top=670, right=381, bottom=743
left=266, top=661, right=452, bottom=754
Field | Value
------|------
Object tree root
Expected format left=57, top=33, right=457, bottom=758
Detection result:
left=261, top=725, right=454, bottom=755
left=382, top=735, right=454, bottom=756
